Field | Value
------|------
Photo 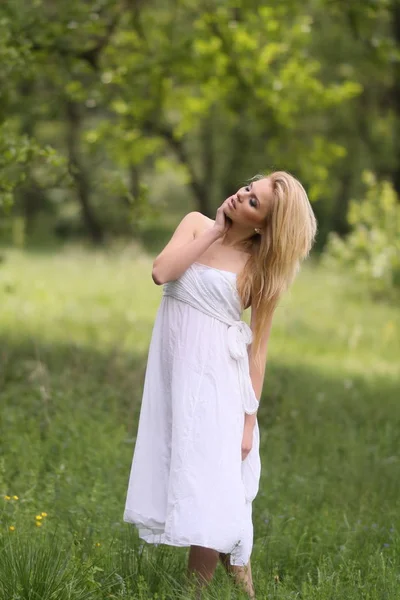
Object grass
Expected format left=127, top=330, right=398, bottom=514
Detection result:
left=0, top=243, right=399, bottom=599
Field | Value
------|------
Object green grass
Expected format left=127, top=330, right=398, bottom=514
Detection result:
left=1, top=244, right=399, bottom=599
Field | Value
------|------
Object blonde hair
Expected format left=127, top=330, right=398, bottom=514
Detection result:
left=237, top=171, right=318, bottom=370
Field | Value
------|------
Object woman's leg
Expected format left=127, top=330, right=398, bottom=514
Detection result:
left=219, top=552, right=256, bottom=599
left=186, top=545, right=220, bottom=597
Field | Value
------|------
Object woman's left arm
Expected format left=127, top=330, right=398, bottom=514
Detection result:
left=245, top=303, right=275, bottom=429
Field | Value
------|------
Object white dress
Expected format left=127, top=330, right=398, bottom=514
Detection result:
left=123, top=261, right=261, bottom=566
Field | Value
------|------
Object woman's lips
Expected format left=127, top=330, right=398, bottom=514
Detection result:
left=229, top=197, right=236, bottom=209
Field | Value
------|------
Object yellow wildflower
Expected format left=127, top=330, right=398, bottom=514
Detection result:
left=12, top=495, right=19, bottom=500
left=9, top=526, right=15, bottom=531
left=35, top=522, right=42, bottom=527
left=41, top=512, right=48, bottom=517
left=95, top=542, right=101, bottom=547
left=35, top=515, right=43, bottom=520
left=4, top=496, right=11, bottom=501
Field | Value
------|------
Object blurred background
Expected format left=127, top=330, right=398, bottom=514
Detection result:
left=1, top=2, right=400, bottom=599
left=0, top=0, right=399, bottom=269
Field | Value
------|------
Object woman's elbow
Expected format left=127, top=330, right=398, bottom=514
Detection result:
left=151, top=264, right=165, bottom=285
left=151, top=269, right=162, bottom=285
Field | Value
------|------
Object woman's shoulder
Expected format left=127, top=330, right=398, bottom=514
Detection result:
left=198, top=213, right=215, bottom=227
left=193, top=213, right=215, bottom=237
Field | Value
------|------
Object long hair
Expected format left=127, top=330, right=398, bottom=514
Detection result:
left=237, top=171, right=318, bottom=370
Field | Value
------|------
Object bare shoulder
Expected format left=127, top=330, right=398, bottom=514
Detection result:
left=172, top=211, right=208, bottom=238
left=194, top=213, right=215, bottom=238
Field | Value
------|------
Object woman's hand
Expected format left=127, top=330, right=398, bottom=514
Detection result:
left=213, top=199, right=233, bottom=237
left=241, top=422, right=254, bottom=461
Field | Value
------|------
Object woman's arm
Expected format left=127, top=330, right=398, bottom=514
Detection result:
left=245, top=303, right=274, bottom=429
left=152, top=212, right=222, bottom=284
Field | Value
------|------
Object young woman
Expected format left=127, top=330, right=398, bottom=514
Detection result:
left=123, top=171, right=317, bottom=598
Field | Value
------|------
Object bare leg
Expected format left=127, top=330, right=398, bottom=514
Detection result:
left=186, top=545, right=220, bottom=598
left=219, top=552, right=256, bottom=599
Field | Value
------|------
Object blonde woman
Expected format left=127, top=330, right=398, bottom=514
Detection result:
left=123, top=171, right=317, bottom=598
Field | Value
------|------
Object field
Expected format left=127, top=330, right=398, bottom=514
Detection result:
left=1, top=244, right=399, bottom=599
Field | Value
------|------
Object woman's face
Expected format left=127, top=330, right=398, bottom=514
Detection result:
left=224, top=177, right=272, bottom=228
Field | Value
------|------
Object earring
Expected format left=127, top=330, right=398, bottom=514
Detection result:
left=254, top=228, right=261, bottom=234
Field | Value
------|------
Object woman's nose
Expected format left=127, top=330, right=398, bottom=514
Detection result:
left=237, top=188, right=248, bottom=202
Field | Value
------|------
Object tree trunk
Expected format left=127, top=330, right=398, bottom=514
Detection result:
left=65, top=100, right=104, bottom=244
left=142, top=119, right=210, bottom=215
left=391, top=1, right=400, bottom=198
left=18, top=79, right=47, bottom=233
left=331, top=171, right=352, bottom=236
left=220, top=121, right=249, bottom=202
left=200, top=111, right=215, bottom=217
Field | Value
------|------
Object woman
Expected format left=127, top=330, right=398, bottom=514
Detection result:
left=123, top=171, right=317, bottom=598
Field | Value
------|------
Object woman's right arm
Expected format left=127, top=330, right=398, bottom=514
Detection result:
left=151, top=211, right=225, bottom=285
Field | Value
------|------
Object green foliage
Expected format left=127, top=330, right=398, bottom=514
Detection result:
left=0, top=0, right=399, bottom=249
left=0, top=122, right=68, bottom=211
left=323, top=171, right=400, bottom=300
left=101, top=2, right=360, bottom=204
left=1, top=1, right=363, bottom=221
left=0, top=4, right=69, bottom=213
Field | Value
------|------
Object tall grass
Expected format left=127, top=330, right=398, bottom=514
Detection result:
left=1, top=244, right=399, bottom=599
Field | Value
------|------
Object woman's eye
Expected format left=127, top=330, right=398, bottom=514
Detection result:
left=249, top=198, right=257, bottom=208
left=245, top=186, right=250, bottom=192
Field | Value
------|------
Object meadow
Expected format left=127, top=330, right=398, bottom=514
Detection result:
left=1, top=243, right=399, bottom=599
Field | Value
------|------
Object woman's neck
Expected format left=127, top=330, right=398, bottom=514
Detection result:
left=220, top=224, right=255, bottom=249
